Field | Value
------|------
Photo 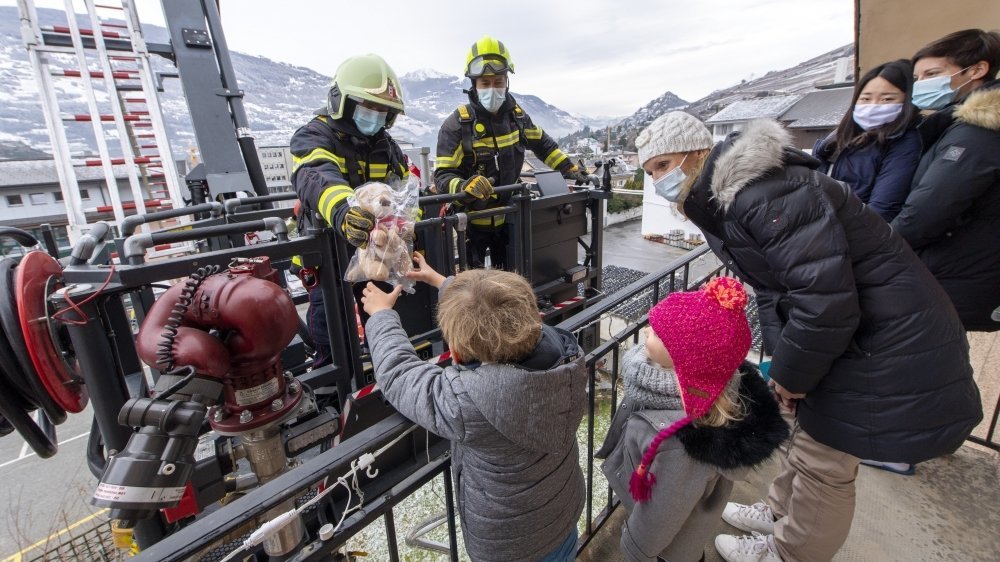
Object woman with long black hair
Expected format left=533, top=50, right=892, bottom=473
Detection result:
left=813, top=59, right=921, bottom=222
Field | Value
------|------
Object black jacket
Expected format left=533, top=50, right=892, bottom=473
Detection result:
left=290, top=115, right=408, bottom=232
left=891, top=81, right=1000, bottom=331
left=683, top=119, right=981, bottom=463
left=433, top=91, right=573, bottom=227
left=813, top=128, right=922, bottom=222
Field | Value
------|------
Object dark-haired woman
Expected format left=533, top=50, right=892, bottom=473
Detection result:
left=813, top=59, right=921, bottom=222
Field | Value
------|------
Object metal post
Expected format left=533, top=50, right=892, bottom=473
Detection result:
left=384, top=511, right=400, bottom=562
left=442, top=467, right=459, bottom=562
left=201, top=0, right=269, bottom=198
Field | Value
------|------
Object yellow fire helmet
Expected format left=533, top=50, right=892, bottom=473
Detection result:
left=322, top=54, right=405, bottom=121
left=465, top=35, right=515, bottom=78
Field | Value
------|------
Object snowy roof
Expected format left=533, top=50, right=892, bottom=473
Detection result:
left=781, top=87, right=853, bottom=129
left=704, top=95, right=803, bottom=124
left=0, top=159, right=130, bottom=188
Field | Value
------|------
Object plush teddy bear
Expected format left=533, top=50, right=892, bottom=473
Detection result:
left=344, top=183, right=414, bottom=283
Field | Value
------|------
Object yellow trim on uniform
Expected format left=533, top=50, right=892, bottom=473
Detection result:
left=318, top=184, right=354, bottom=223
left=544, top=149, right=568, bottom=169
left=524, top=126, right=543, bottom=140
left=437, top=144, right=464, bottom=168
left=471, top=215, right=506, bottom=227
left=448, top=177, right=462, bottom=194
left=293, top=147, right=348, bottom=174
left=472, top=130, right=520, bottom=150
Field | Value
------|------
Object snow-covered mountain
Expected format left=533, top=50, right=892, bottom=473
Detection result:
left=0, top=6, right=602, bottom=161
left=614, top=91, right=690, bottom=131
left=612, top=44, right=855, bottom=141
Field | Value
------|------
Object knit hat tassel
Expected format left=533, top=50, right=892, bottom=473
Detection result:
left=629, top=414, right=694, bottom=503
left=629, top=463, right=657, bottom=502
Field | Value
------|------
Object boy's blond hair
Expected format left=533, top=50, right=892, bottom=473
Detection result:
left=437, top=269, right=541, bottom=363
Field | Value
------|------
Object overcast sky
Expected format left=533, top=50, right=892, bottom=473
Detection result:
left=13, top=0, right=855, bottom=117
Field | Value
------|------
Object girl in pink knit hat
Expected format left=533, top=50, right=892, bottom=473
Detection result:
left=596, top=277, right=788, bottom=562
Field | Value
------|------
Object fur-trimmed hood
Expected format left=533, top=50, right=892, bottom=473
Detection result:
left=955, top=81, right=1000, bottom=131
left=702, top=119, right=820, bottom=212
left=674, top=362, right=789, bottom=470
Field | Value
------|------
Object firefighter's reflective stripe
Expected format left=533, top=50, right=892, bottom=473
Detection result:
left=293, top=147, right=347, bottom=174
left=318, top=184, right=354, bottom=223
left=471, top=209, right=505, bottom=227
left=472, top=130, right=520, bottom=150
left=544, top=148, right=569, bottom=169
left=448, top=177, right=463, bottom=194
left=524, top=126, right=544, bottom=141
left=437, top=145, right=464, bottom=168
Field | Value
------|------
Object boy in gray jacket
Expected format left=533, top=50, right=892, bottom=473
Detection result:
left=360, top=253, right=587, bottom=562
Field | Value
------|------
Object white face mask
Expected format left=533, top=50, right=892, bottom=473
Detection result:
left=852, top=103, right=903, bottom=131
left=477, top=87, right=506, bottom=113
left=353, top=105, right=388, bottom=136
left=653, top=154, right=688, bottom=202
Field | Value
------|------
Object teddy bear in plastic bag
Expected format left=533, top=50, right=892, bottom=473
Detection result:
left=344, top=181, right=417, bottom=291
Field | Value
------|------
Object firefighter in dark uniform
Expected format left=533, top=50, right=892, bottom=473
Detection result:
left=291, top=53, right=409, bottom=367
left=434, top=36, right=588, bottom=269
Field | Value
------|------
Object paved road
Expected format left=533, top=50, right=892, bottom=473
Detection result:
left=0, top=403, right=105, bottom=559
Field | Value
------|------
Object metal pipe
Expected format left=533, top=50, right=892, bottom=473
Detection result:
left=122, top=217, right=288, bottom=264
left=224, top=192, right=297, bottom=214
left=242, top=428, right=303, bottom=556
left=120, top=202, right=224, bottom=236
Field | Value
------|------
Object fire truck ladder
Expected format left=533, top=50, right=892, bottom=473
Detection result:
left=17, top=0, right=186, bottom=252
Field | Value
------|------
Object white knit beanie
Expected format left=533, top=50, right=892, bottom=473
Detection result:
left=636, top=111, right=714, bottom=167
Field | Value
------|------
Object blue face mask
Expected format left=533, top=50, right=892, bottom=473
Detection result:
left=653, top=155, right=688, bottom=202
left=477, top=87, right=505, bottom=113
left=912, top=66, right=973, bottom=110
left=353, top=105, right=388, bottom=136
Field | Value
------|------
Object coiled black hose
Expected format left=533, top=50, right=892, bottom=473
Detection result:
left=155, top=265, right=220, bottom=372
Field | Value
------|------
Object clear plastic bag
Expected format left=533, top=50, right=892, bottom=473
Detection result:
left=343, top=178, right=419, bottom=293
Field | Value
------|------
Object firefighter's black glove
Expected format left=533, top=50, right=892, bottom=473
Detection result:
left=571, top=170, right=592, bottom=185
left=462, top=175, right=494, bottom=200
left=341, top=206, right=376, bottom=248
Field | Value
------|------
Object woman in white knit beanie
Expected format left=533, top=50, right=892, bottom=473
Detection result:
left=633, top=111, right=980, bottom=562
left=634, top=111, right=714, bottom=207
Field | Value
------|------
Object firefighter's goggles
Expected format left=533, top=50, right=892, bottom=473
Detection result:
left=467, top=56, right=511, bottom=77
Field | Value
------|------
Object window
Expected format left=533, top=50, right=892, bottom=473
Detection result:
left=6, top=195, right=23, bottom=207
left=53, top=191, right=63, bottom=202
left=714, top=123, right=734, bottom=136
left=79, top=189, right=90, bottom=200
left=29, top=193, right=47, bottom=205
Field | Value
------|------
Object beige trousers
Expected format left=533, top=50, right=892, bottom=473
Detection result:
left=767, top=412, right=860, bottom=562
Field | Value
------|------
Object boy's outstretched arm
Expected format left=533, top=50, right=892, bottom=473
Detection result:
left=363, top=306, right=467, bottom=442
left=405, top=252, right=447, bottom=289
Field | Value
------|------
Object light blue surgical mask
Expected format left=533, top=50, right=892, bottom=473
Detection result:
left=653, top=154, right=688, bottom=202
left=912, top=66, right=973, bottom=110
left=477, top=87, right=505, bottom=113
left=353, top=105, right=388, bottom=136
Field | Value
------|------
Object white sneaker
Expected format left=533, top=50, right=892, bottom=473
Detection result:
left=715, top=532, right=783, bottom=562
left=722, top=501, right=776, bottom=534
